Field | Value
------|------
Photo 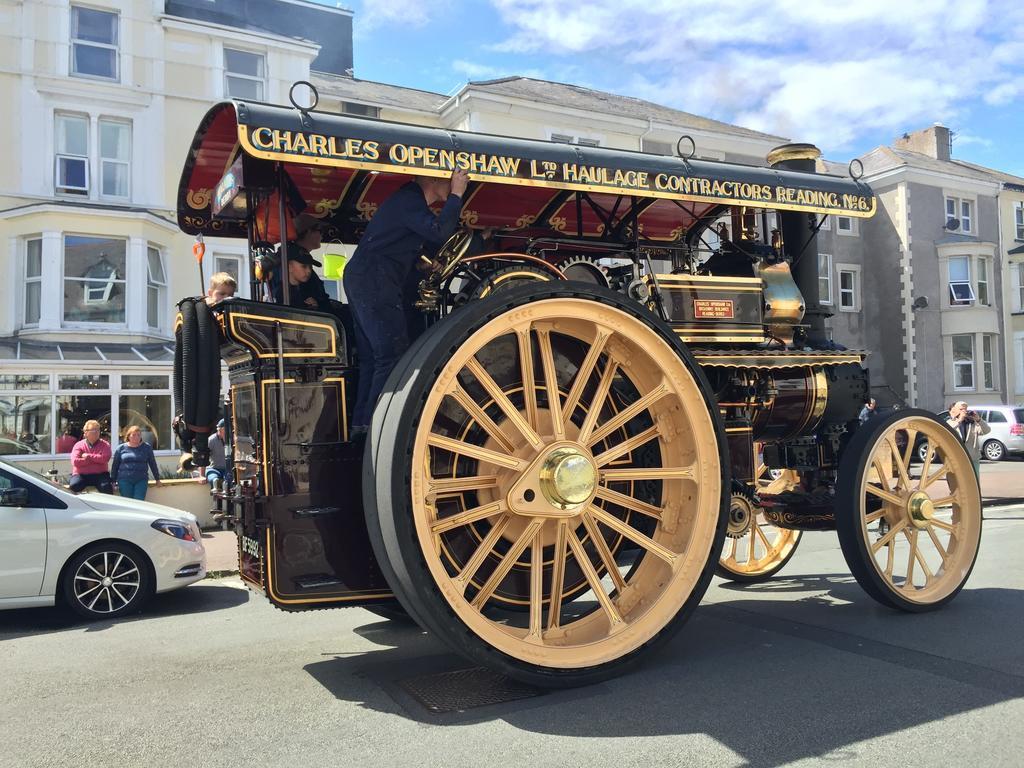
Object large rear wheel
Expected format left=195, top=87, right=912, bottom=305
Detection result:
left=836, top=410, right=982, bottom=612
left=365, top=284, right=728, bottom=687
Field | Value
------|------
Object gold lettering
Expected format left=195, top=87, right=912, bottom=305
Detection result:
left=389, top=144, right=409, bottom=164
left=252, top=127, right=274, bottom=149
left=309, top=134, right=328, bottom=156
left=438, top=149, right=455, bottom=170
left=272, top=130, right=292, bottom=153
left=363, top=141, right=380, bottom=161
left=291, top=133, right=310, bottom=154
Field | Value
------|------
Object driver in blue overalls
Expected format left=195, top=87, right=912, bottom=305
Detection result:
left=344, top=168, right=469, bottom=437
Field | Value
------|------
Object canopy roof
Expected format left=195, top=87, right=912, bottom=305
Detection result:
left=177, top=101, right=876, bottom=244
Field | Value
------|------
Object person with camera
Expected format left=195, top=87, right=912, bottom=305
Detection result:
left=947, top=401, right=990, bottom=477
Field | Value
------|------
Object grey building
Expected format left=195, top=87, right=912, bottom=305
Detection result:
left=859, top=126, right=1003, bottom=411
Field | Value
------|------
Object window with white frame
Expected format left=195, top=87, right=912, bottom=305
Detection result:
left=835, top=216, right=856, bottom=235
left=945, top=196, right=973, bottom=233
left=99, top=120, right=130, bottom=199
left=550, top=132, right=601, bottom=147
left=63, top=235, right=126, bottom=324
left=952, top=334, right=975, bottom=390
left=340, top=101, right=380, bottom=118
left=25, top=239, right=42, bottom=326
left=1015, top=202, right=1024, bottom=240
left=948, top=255, right=975, bottom=305
left=838, top=265, right=860, bottom=311
left=1016, top=334, right=1024, bottom=395
left=224, top=48, right=265, bottom=100
left=55, top=114, right=89, bottom=195
left=818, top=253, right=833, bottom=304
left=982, top=334, right=996, bottom=390
left=71, top=5, right=119, bottom=81
left=147, top=246, right=166, bottom=330
left=817, top=215, right=830, bottom=231
left=1015, top=262, right=1024, bottom=312
left=976, top=256, right=990, bottom=305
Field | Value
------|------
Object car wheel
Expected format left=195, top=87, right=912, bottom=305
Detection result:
left=916, top=440, right=930, bottom=464
left=62, top=542, right=154, bottom=619
left=983, top=440, right=1005, bottom=462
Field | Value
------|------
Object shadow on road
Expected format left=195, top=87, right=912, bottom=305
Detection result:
left=305, top=584, right=1024, bottom=766
left=0, top=581, right=248, bottom=640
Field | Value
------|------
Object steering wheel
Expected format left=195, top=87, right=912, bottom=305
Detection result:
left=434, top=228, right=475, bottom=278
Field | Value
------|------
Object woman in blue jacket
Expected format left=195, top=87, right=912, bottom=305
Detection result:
left=111, top=425, right=163, bottom=500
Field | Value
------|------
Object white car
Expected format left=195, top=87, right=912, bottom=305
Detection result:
left=0, top=460, right=206, bottom=618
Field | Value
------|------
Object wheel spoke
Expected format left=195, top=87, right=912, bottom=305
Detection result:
left=450, top=385, right=517, bottom=455
left=428, top=474, right=500, bottom=498
left=747, top=524, right=757, bottom=563
left=884, top=538, right=895, bottom=579
left=516, top=328, right=539, bottom=433
left=427, top=433, right=525, bottom=470
left=431, top=500, right=507, bottom=535
left=112, top=581, right=139, bottom=588
left=577, top=360, right=618, bottom=445
left=754, top=523, right=773, bottom=552
left=566, top=525, right=624, bottom=628
left=593, top=485, right=662, bottom=521
left=75, top=574, right=101, bottom=583
left=465, top=357, right=544, bottom=451
left=588, top=505, right=677, bottom=566
left=471, top=519, right=544, bottom=609
left=560, top=329, right=611, bottom=426
left=599, top=465, right=695, bottom=482
left=77, top=583, right=102, bottom=598
left=454, top=512, right=512, bottom=592
left=871, top=456, right=893, bottom=493
left=865, top=483, right=903, bottom=506
left=901, top=429, right=918, bottom=469
left=871, top=518, right=908, bottom=553
left=547, top=520, right=569, bottom=631
left=84, top=561, right=104, bottom=579
left=905, top=528, right=917, bottom=586
left=920, top=464, right=949, bottom=491
left=526, top=529, right=544, bottom=641
left=111, top=585, right=130, bottom=608
left=581, top=511, right=627, bottom=592
left=864, top=508, right=886, bottom=523
left=536, top=328, right=565, bottom=440
left=594, top=424, right=659, bottom=467
left=88, top=588, right=105, bottom=611
left=926, top=524, right=949, bottom=563
left=930, top=517, right=957, bottom=534
left=587, top=384, right=670, bottom=448
left=111, top=554, right=125, bottom=578
left=885, top=436, right=912, bottom=491
left=929, top=495, right=956, bottom=508
left=918, top=441, right=934, bottom=487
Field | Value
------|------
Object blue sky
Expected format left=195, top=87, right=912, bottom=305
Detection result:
left=327, top=0, right=1023, bottom=176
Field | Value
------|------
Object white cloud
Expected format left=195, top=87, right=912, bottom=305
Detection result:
left=451, top=59, right=547, bottom=81
left=488, top=0, right=1021, bottom=153
left=954, top=132, right=994, bottom=148
left=355, top=0, right=440, bottom=31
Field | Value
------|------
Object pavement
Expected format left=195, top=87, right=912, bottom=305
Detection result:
left=4, top=504, right=1023, bottom=768
left=199, top=458, right=1024, bottom=575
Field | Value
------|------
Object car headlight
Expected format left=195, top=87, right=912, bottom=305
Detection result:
left=152, top=519, right=197, bottom=542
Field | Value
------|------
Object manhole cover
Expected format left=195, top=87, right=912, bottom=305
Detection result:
left=398, top=667, right=544, bottom=714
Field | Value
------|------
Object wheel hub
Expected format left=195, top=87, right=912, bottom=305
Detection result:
left=726, top=493, right=754, bottom=538
left=508, top=442, right=597, bottom=518
left=907, top=491, right=935, bottom=529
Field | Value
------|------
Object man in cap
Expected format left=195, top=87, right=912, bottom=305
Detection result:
left=203, top=418, right=228, bottom=491
left=344, top=169, right=469, bottom=436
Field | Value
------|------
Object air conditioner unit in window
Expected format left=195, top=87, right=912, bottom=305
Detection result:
left=56, top=154, right=89, bottom=195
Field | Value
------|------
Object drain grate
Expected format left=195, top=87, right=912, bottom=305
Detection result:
left=398, top=667, right=544, bottom=714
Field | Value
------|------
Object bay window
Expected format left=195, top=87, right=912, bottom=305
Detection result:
left=25, top=239, right=42, bottom=325
left=952, top=334, right=975, bottom=390
left=64, top=235, right=126, bottom=324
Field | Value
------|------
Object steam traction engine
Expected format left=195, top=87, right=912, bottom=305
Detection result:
left=174, top=95, right=982, bottom=688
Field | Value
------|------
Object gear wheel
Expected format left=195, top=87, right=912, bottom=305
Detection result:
left=725, top=491, right=758, bottom=539
left=557, top=256, right=610, bottom=288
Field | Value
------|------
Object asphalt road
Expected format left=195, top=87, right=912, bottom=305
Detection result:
left=2, top=506, right=1022, bottom=768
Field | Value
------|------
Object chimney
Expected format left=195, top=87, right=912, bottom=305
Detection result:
left=893, top=124, right=951, bottom=161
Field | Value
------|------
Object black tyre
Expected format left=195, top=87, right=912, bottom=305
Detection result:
left=62, top=542, right=154, bottom=619
left=836, top=409, right=982, bottom=612
left=364, top=283, right=728, bottom=687
left=982, top=439, right=1005, bottom=462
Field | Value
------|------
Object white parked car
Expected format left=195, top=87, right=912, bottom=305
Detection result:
left=0, top=460, right=206, bottom=618
left=971, top=405, right=1024, bottom=461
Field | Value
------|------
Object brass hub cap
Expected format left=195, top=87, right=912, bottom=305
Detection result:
left=541, top=446, right=597, bottom=509
left=907, top=491, right=935, bottom=528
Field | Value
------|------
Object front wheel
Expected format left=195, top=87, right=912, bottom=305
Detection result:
left=836, top=410, right=982, bottom=612
left=62, top=542, right=153, bottom=619
left=365, top=284, right=728, bottom=687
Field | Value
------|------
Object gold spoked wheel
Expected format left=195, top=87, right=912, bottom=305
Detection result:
left=365, top=284, right=727, bottom=686
left=836, top=409, right=982, bottom=612
left=716, top=452, right=802, bottom=583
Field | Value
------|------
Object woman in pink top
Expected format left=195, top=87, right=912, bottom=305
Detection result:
left=69, top=419, right=114, bottom=494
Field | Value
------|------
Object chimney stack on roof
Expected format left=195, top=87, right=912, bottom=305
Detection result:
left=893, top=124, right=952, bottom=161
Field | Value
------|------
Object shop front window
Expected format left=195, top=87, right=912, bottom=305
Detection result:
left=0, top=396, right=52, bottom=456
left=119, top=394, right=171, bottom=449
left=56, top=394, right=112, bottom=451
